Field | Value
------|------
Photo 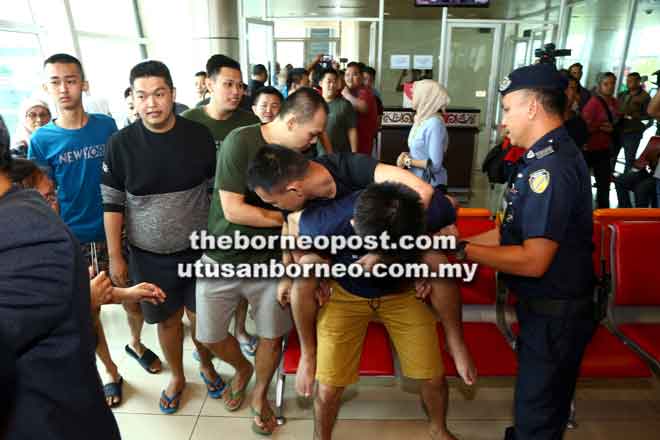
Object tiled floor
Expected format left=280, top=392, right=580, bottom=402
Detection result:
left=98, top=304, right=660, bottom=440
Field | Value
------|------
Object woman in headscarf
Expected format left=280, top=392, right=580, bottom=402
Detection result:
left=11, top=98, right=51, bottom=157
left=397, top=79, right=451, bottom=191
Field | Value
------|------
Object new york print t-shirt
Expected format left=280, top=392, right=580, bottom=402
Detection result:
left=28, top=113, right=118, bottom=243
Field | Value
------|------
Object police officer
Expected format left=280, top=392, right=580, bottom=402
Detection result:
left=453, top=63, right=597, bottom=440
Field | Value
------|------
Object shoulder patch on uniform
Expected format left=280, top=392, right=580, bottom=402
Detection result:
left=535, top=146, right=555, bottom=159
left=528, top=169, right=550, bottom=194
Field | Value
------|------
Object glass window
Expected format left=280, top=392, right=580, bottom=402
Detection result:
left=2, top=0, right=34, bottom=23
left=624, top=7, right=660, bottom=96
left=275, top=41, right=304, bottom=69
left=69, top=0, right=138, bottom=36
left=0, top=31, right=43, bottom=137
left=78, top=36, right=142, bottom=117
left=562, top=0, right=631, bottom=89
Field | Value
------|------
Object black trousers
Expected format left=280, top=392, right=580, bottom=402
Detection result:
left=583, top=150, right=612, bottom=209
left=505, top=303, right=597, bottom=440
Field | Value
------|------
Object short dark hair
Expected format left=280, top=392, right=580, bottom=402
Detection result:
left=569, top=63, right=583, bottom=71
left=253, top=86, right=284, bottom=106
left=320, top=68, right=338, bottom=82
left=206, top=54, right=241, bottom=78
left=124, top=87, right=132, bottom=99
left=7, top=158, right=43, bottom=187
left=597, top=71, right=616, bottom=84
left=287, top=68, right=308, bottom=89
left=628, top=72, right=641, bottom=80
left=253, top=64, right=267, bottom=76
left=195, top=71, right=207, bottom=77
left=279, top=87, right=329, bottom=124
left=130, top=60, right=174, bottom=89
left=363, top=66, right=376, bottom=78
left=43, top=53, right=85, bottom=81
left=353, top=182, right=426, bottom=263
left=247, top=145, right=310, bottom=192
left=346, top=62, right=363, bottom=72
left=527, top=88, right=567, bottom=116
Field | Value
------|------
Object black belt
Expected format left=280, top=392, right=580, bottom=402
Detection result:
left=518, top=295, right=594, bottom=319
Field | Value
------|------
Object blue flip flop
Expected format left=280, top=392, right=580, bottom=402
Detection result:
left=240, top=335, right=259, bottom=357
left=200, top=371, right=227, bottom=399
left=159, top=389, right=183, bottom=415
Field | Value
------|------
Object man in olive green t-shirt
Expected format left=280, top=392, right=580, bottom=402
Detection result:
left=317, top=68, right=358, bottom=155
left=195, top=87, right=328, bottom=435
left=182, top=54, right=259, bottom=359
left=182, top=55, right=259, bottom=149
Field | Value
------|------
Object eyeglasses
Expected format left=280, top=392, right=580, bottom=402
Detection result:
left=27, top=111, right=50, bottom=120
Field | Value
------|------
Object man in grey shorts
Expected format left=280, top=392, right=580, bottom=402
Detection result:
left=196, top=88, right=328, bottom=435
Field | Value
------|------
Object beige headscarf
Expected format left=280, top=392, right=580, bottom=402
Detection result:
left=408, top=80, right=450, bottom=144
left=13, top=97, right=51, bottom=145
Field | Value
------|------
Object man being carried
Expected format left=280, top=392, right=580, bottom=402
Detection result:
left=285, top=181, right=460, bottom=440
left=247, top=145, right=477, bottom=397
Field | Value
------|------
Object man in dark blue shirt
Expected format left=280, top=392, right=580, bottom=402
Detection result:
left=457, top=63, right=597, bottom=440
left=0, top=144, right=120, bottom=439
left=287, top=182, right=457, bottom=440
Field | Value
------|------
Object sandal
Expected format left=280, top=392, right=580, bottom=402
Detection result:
left=200, top=371, right=226, bottom=399
left=223, top=371, right=252, bottom=412
left=239, top=335, right=259, bottom=357
left=159, top=389, right=183, bottom=415
left=103, top=377, right=123, bottom=408
left=250, top=405, right=276, bottom=436
left=125, top=344, right=161, bottom=374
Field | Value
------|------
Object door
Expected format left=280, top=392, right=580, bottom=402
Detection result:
left=442, top=23, right=503, bottom=169
left=245, top=19, right=275, bottom=85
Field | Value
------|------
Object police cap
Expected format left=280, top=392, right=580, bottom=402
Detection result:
left=499, top=63, right=568, bottom=96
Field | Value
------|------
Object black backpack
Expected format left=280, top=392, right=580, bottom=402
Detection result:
left=481, top=142, right=511, bottom=184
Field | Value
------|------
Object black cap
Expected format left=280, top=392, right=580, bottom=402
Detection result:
left=499, top=63, right=568, bottom=96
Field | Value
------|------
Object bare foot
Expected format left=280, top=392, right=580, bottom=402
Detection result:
left=448, top=342, right=477, bottom=386
left=429, top=426, right=459, bottom=440
left=295, top=353, right=316, bottom=397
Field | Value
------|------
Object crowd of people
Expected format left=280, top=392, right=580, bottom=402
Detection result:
left=1, top=49, right=660, bottom=440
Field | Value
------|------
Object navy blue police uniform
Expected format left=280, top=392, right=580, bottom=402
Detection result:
left=499, top=64, right=598, bottom=440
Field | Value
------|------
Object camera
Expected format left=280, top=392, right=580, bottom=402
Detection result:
left=319, top=55, right=333, bottom=70
left=535, top=43, right=572, bottom=65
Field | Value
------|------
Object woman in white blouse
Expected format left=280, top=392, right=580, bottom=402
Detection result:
left=397, top=80, right=450, bottom=191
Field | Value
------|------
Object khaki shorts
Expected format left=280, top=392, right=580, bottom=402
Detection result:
left=316, top=281, right=444, bottom=387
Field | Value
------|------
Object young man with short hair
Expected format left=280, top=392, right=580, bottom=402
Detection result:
left=29, top=53, right=159, bottom=408
left=194, top=87, right=328, bottom=435
left=283, top=181, right=459, bottom=440
left=194, top=70, right=210, bottom=107
left=251, top=86, right=284, bottom=124
left=248, top=64, right=268, bottom=97
left=343, top=62, right=379, bottom=155
left=246, top=145, right=476, bottom=399
left=617, top=72, right=651, bottom=171
left=183, top=55, right=259, bottom=149
left=287, top=68, right=311, bottom=94
left=317, top=68, right=357, bottom=154
left=102, top=60, right=221, bottom=413
left=182, top=55, right=260, bottom=356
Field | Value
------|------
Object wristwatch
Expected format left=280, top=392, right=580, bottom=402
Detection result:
left=404, top=156, right=412, bottom=169
left=454, top=240, right=469, bottom=261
